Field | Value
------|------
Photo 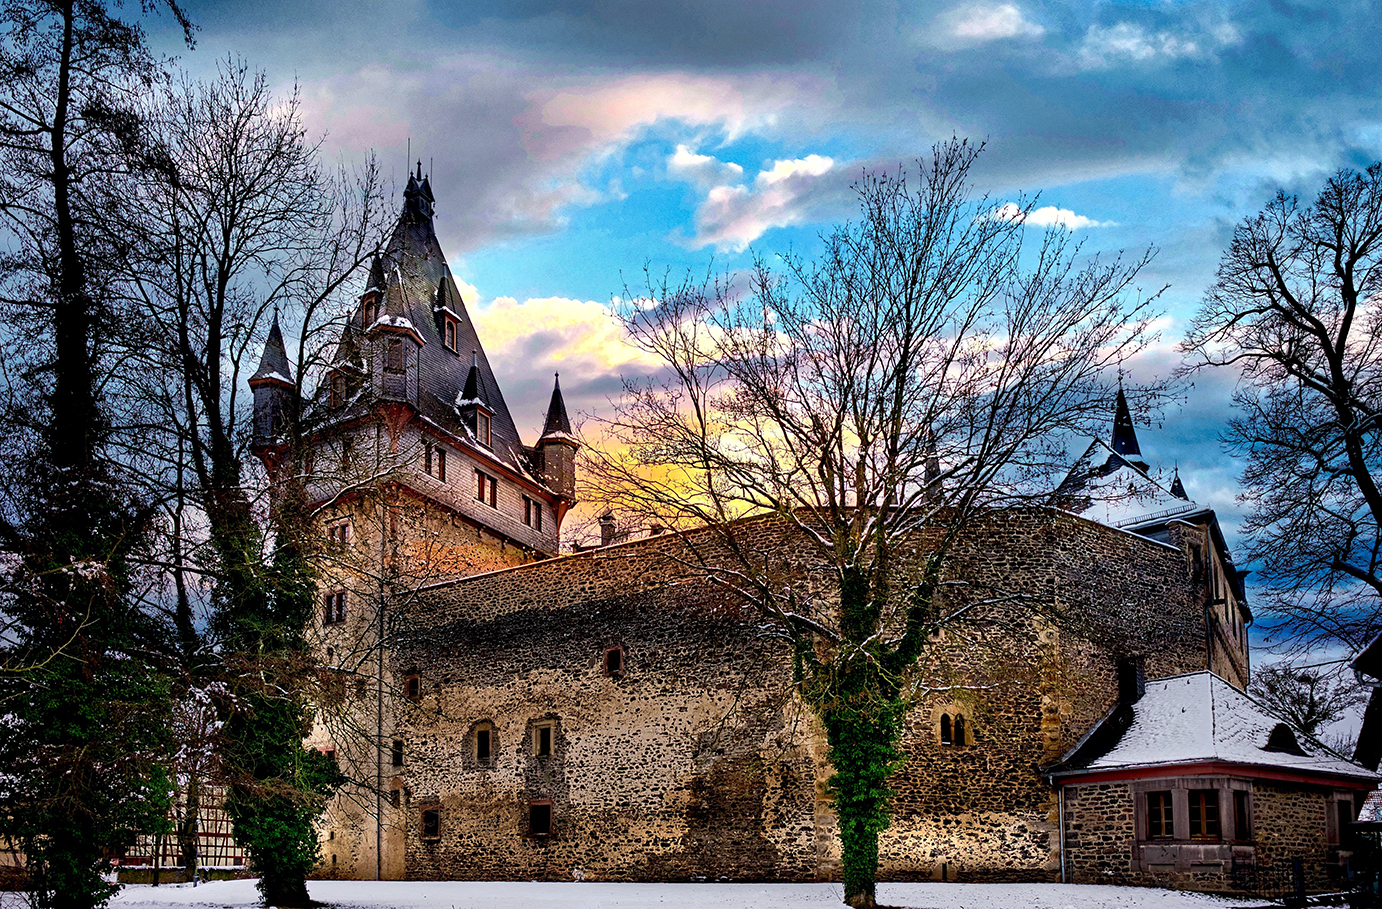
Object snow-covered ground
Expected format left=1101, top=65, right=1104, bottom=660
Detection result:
left=109, top=879, right=1267, bottom=909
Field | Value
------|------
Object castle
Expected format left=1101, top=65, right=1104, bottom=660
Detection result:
left=247, top=173, right=1377, bottom=894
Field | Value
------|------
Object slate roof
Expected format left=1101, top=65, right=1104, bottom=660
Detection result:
left=1051, top=671, right=1376, bottom=784
left=539, top=373, right=574, bottom=442
left=1056, top=436, right=1201, bottom=531
left=250, top=314, right=294, bottom=387
left=320, top=168, right=529, bottom=473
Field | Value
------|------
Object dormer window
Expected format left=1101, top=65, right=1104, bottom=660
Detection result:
left=363, top=297, right=379, bottom=327
left=477, top=412, right=491, bottom=447
left=443, top=316, right=458, bottom=352
left=329, top=372, right=346, bottom=409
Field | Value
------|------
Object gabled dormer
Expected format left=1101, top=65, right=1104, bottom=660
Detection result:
left=458, top=351, right=494, bottom=448
left=434, top=269, right=463, bottom=355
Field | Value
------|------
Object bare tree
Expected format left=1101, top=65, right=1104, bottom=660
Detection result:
left=110, top=59, right=391, bottom=905
left=589, top=140, right=1161, bottom=908
left=1180, top=162, right=1382, bottom=766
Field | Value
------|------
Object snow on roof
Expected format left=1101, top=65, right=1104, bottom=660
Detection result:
left=1358, top=788, right=1382, bottom=825
left=1055, top=671, right=1376, bottom=783
left=1058, top=438, right=1199, bottom=531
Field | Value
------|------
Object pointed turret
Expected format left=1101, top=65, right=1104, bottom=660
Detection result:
left=1111, top=386, right=1149, bottom=472
left=537, top=373, right=578, bottom=504
left=1169, top=468, right=1189, bottom=501
left=250, top=314, right=296, bottom=453
left=541, top=373, right=573, bottom=438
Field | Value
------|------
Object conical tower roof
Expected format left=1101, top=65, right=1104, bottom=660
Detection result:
left=250, top=314, right=294, bottom=388
left=1112, top=386, right=1147, bottom=470
left=540, top=373, right=573, bottom=438
left=316, top=170, right=529, bottom=472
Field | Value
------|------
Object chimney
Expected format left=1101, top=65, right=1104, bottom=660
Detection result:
left=599, top=512, right=616, bottom=547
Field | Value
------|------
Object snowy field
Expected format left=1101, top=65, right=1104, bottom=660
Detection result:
left=109, top=879, right=1269, bottom=909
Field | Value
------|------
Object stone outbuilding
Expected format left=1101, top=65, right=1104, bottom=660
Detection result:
left=1049, top=670, right=1376, bottom=891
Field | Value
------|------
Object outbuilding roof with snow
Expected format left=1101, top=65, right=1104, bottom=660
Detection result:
left=1050, top=671, right=1376, bottom=785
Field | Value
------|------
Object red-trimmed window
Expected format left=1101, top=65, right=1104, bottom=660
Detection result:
left=323, top=591, right=346, bottom=625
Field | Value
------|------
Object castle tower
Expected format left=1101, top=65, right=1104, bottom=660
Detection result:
left=249, top=312, right=296, bottom=470
left=282, top=165, right=579, bottom=882
left=536, top=373, right=578, bottom=518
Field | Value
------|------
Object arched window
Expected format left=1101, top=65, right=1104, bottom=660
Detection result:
left=940, top=713, right=952, bottom=745
left=954, top=714, right=967, bottom=746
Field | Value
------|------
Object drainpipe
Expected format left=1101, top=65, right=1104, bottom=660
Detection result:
left=1058, top=784, right=1067, bottom=884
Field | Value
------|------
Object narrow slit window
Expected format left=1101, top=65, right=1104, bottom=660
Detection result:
left=940, top=713, right=952, bottom=746
left=1147, top=791, right=1173, bottom=840
left=953, top=714, right=967, bottom=746
left=477, top=411, right=491, bottom=447
left=476, top=727, right=492, bottom=763
left=436, top=448, right=446, bottom=482
left=604, top=646, right=624, bottom=678
left=535, top=724, right=552, bottom=757
left=1234, top=790, right=1251, bottom=840
left=444, top=318, right=457, bottom=352
left=329, top=372, right=346, bottom=408
left=405, top=673, right=421, bottom=703
left=391, top=739, right=404, bottom=767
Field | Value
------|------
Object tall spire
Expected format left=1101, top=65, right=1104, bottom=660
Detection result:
left=541, top=372, right=572, bottom=438
left=402, top=159, right=435, bottom=223
left=1111, top=386, right=1148, bottom=471
left=249, top=312, right=293, bottom=388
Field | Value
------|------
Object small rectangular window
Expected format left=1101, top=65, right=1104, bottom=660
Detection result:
left=324, top=592, right=346, bottom=625
left=327, top=522, right=351, bottom=549
left=436, top=449, right=446, bottom=482
left=424, top=445, right=447, bottom=482
left=363, top=299, right=378, bottom=327
left=477, top=727, right=491, bottom=762
left=421, top=807, right=440, bottom=840
left=1234, top=790, right=1251, bottom=840
left=475, top=471, right=497, bottom=507
left=405, top=674, right=421, bottom=703
left=604, top=647, right=624, bottom=678
left=1189, top=789, right=1220, bottom=840
left=385, top=339, right=405, bottom=374
left=529, top=801, right=552, bottom=837
left=392, top=739, right=404, bottom=767
left=329, top=373, right=346, bottom=409
left=444, top=318, right=457, bottom=352
left=477, top=411, right=491, bottom=447
left=1147, top=791, right=1173, bottom=840
left=524, top=496, right=543, bottom=530
left=535, top=724, right=552, bottom=757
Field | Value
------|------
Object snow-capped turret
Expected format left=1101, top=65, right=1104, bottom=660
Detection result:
left=250, top=313, right=296, bottom=451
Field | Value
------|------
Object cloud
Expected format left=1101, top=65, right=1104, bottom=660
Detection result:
left=934, top=3, right=1044, bottom=46
left=470, top=294, right=659, bottom=436
left=685, top=154, right=849, bottom=251
left=1077, top=20, right=1242, bottom=70
left=667, top=145, right=744, bottom=186
left=991, top=202, right=1112, bottom=230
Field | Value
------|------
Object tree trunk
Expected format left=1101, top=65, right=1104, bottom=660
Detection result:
left=178, top=775, right=200, bottom=880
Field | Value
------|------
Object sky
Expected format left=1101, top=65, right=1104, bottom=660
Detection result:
left=145, top=0, right=1381, bottom=661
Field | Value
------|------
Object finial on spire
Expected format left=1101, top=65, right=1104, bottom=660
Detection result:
left=416, top=159, right=423, bottom=180
left=472, top=349, right=478, bottom=368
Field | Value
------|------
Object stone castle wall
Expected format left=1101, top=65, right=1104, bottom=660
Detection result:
left=375, top=508, right=1225, bottom=883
